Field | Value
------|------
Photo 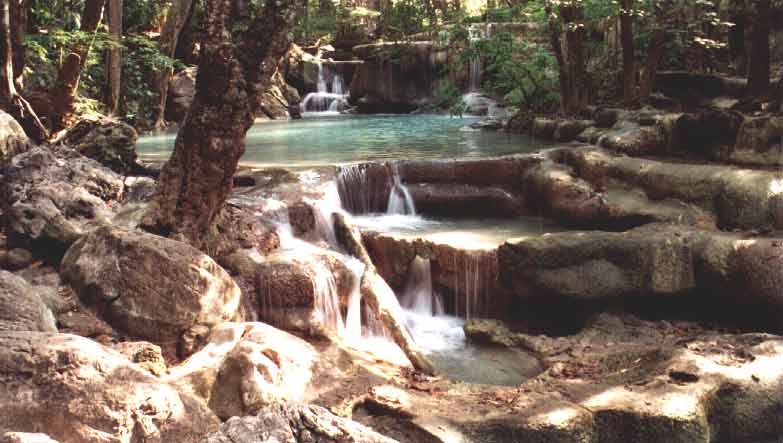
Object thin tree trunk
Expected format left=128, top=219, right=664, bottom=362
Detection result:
left=0, top=0, right=46, bottom=142
left=48, top=0, right=105, bottom=133
left=620, top=0, right=635, bottom=103
left=747, top=0, right=770, bottom=97
left=150, top=0, right=195, bottom=128
left=639, top=0, right=668, bottom=99
left=104, top=0, right=122, bottom=115
left=142, top=0, right=303, bottom=247
left=547, top=1, right=589, bottom=116
left=9, top=0, right=22, bottom=90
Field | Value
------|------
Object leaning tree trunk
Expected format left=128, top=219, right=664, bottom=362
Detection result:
left=0, top=0, right=46, bottom=142
left=104, top=0, right=122, bottom=115
left=48, top=0, right=105, bottom=133
left=747, top=0, right=770, bottom=97
left=620, top=0, right=635, bottom=103
left=142, top=0, right=303, bottom=247
left=149, top=0, right=195, bottom=128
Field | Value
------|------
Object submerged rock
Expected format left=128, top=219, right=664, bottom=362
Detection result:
left=200, top=404, right=398, bottom=443
left=61, top=226, right=241, bottom=356
left=61, top=115, right=139, bottom=174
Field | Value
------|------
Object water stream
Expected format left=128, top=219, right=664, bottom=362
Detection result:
left=301, top=61, right=350, bottom=114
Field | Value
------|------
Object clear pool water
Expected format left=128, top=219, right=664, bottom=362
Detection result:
left=136, top=114, right=547, bottom=167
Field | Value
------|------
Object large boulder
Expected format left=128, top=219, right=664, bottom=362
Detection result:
left=61, top=116, right=138, bottom=174
left=1, top=146, right=124, bottom=252
left=0, top=271, right=56, bottom=333
left=200, top=405, right=398, bottom=443
left=730, top=115, right=783, bottom=166
left=60, top=226, right=242, bottom=355
left=0, top=110, right=31, bottom=163
left=0, top=331, right=220, bottom=442
left=166, top=322, right=319, bottom=419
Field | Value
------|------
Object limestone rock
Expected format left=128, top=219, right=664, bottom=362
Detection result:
left=113, top=341, right=168, bottom=375
left=200, top=405, right=399, bottom=443
left=3, top=248, right=32, bottom=271
left=0, top=110, right=31, bottom=163
left=597, top=119, right=668, bottom=155
left=0, top=331, right=219, bottom=442
left=1, top=433, right=60, bottom=443
left=0, top=271, right=56, bottom=333
left=60, top=226, right=241, bottom=354
left=166, top=322, right=319, bottom=419
left=61, top=116, right=139, bottom=174
left=1, top=146, right=123, bottom=251
left=730, top=115, right=783, bottom=166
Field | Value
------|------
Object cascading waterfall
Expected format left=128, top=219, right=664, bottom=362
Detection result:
left=304, top=181, right=342, bottom=247
left=400, top=256, right=444, bottom=316
left=453, top=250, right=496, bottom=319
left=387, top=164, right=416, bottom=215
left=468, top=57, right=482, bottom=92
left=301, top=61, right=350, bottom=114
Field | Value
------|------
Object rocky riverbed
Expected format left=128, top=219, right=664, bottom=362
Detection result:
left=1, top=99, right=783, bottom=443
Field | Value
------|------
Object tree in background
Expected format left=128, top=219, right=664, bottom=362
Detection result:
left=747, top=0, right=770, bottom=97
left=142, top=0, right=304, bottom=247
left=47, top=0, right=105, bottom=133
left=0, top=0, right=47, bottom=141
left=545, top=0, right=589, bottom=116
left=104, top=0, right=123, bottom=115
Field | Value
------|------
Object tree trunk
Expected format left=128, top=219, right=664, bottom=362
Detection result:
left=546, top=1, right=589, bottom=116
left=149, top=0, right=195, bottom=128
left=48, top=0, right=105, bottom=133
left=104, top=0, right=122, bottom=115
left=620, top=0, right=635, bottom=103
left=747, top=0, right=770, bottom=97
left=8, top=0, right=22, bottom=90
left=639, top=0, right=668, bottom=99
left=0, top=0, right=46, bottom=142
left=142, top=0, right=303, bottom=247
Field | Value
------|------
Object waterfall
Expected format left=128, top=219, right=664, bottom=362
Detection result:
left=301, top=61, right=350, bottom=114
left=311, top=259, right=345, bottom=336
left=400, top=257, right=444, bottom=316
left=453, top=250, right=496, bottom=319
left=468, top=57, right=482, bottom=92
left=344, top=257, right=366, bottom=340
left=386, top=164, right=416, bottom=215
left=304, top=181, right=342, bottom=247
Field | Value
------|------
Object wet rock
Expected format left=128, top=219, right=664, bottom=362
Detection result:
left=597, top=119, right=669, bottom=155
left=408, top=183, right=525, bottom=217
left=531, top=117, right=558, bottom=139
left=505, top=110, right=534, bottom=134
left=0, top=331, right=219, bottom=442
left=166, top=322, right=318, bottom=419
left=0, top=271, right=56, bottom=333
left=61, top=115, right=139, bottom=174
left=3, top=248, right=32, bottom=270
left=670, top=109, right=743, bottom=156
left=0, top=110, right=31, bottom=163
left=166, top=66, right=197, bottom=123
left=468, top=118, right=503, bottom=130
left=60, top=226, right=241, bottom=355
left=1, top=146, right=124, bottom=252
left=554, top=119, right=594, bottom=142
left=200, top=404, right=398, bottom=443
left=730, top=115, right=783, bottom=166
left=1, top=433, right=60, bottom=443
left=113, top=341, right=168, bottom=375
left=592, top=107, right=627, bottom=127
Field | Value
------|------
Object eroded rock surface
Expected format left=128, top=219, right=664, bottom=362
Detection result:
left=0, top=331, right=219, bottom=443
left=61, top=226, right=241, bottom=355
left=61, top=116, right=139, bottom=174
left=0, top=271, right=56, bottom=333
left=0, top=110, right=31, bottom=163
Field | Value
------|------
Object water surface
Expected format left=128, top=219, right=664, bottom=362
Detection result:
left=137, top=114, right=546, bottom=167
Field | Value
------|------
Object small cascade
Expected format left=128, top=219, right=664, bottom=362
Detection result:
left=336, top=163, right=392, bottom=214
left=386, top=164, right=416, bottom=215
left=468, top=57, right=482, bottom=92
left=343, top=257, right=366, bottom=340
left=311, top=259, right=345, bottom=336
left=452, top=250, right=496, bottom=319
left=301, top=61, right=350, bottom=114
left=304, top=181, right=342, bottom=247
left=400, top=256, right=444, bottom=316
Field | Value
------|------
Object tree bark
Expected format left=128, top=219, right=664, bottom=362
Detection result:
left=620, top=0, right=635, bottom=103
left=150, top=0, right=195, bottom=128
left=8, top=0, right=22, bottom=90
left=334, top=213, right=436, bottom=375
left=639, top=0, right=668, bottom=99
left=546, top=1, right=589, bottom=116
left=0, top=0, right=46, bottom=142
left=747, top=0, right=770, bottom=97
left=142, top=0, right=303, bottom=247
left=48, top=0, right=105, bottom=133
left=104, top=0, right=122, bottom=115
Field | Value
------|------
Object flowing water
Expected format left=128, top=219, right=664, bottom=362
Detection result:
left=301, top=61, right=350, bottom=114
left=136, top=114, right=546, bottom=167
